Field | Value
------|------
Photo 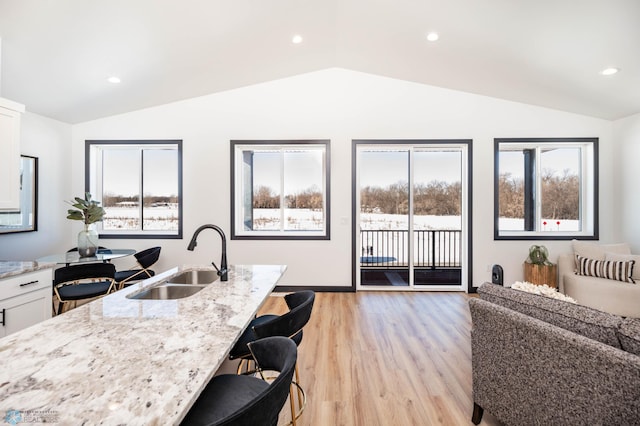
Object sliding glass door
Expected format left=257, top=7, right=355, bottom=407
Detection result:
left=354, top=141, right=470, bottom=291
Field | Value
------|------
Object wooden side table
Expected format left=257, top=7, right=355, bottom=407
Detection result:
left=523, top=263, right=558, bottom=288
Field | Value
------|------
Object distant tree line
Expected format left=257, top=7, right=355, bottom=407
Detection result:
left=499, top=170, right=579, bottom=219
left=253, top=186, right=323, bottom=209
left=360, top=180, right=462, bottom=215
left=102, top=192, right=179, bottom=207
left=252, top=171, right=579, bottom=218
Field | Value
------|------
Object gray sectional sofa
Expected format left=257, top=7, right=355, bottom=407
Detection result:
left=469, top=283, right=640, bottom=425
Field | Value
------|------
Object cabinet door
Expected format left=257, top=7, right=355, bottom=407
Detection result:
left=0, top=287, right=51, bottom=338
left=0, top=106, right=21, bottom=210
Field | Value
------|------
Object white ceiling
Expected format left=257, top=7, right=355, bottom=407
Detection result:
left=0, top=0, right=637, bottom=124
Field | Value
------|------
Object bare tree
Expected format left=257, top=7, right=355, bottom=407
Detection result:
left=541, top=169, right=579, bottom=220
left=253, top=186, right=280, bottom=208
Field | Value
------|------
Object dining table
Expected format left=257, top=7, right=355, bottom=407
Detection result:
left=0, top=264, right=286, bottom=424
left=35, top=248, right=136, bottom=266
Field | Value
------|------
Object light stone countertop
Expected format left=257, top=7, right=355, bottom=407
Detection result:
left=0, top=264, right=287, bottom=425
left=0, top=260, right=55, bottom=279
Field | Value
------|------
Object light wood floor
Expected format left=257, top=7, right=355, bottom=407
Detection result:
left=258, top=292, right=503, bottom=426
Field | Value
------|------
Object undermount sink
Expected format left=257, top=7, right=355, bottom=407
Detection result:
left=126, top=283, right=206, bottom=300
left=125, top=269, right=219, bottom=300
left=167, top=270, right=219, bottom=285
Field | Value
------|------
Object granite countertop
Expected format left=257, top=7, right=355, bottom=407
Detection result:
left=0, top=264, right=287, bottom=425
left=0, top=260, right=55, bottom=279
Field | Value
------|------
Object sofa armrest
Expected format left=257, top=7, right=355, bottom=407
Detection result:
left=557, top=253, right=575, bottom=293
left=469, top=298, right=640, bottom=425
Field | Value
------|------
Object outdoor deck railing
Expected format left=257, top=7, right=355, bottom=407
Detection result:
left=360, top=229, right=462, bottom=268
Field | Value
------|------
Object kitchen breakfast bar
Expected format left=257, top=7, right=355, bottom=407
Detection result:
left=0, top=264, right=286, bottom=425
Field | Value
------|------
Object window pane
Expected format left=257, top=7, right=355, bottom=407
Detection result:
left=251, top=151, right=281, bottom=231
left=359, top=150, right=409, bottom=230
left=540, top=147, right=581, bottom=232
left=284, top=149, right=324, bottom=231
left=359, top=149, right=409, bottom=285
left=413, top=150, right=462, bottom=270
left=498, top=150, right=525, bottom=231
left=102, top=149, right=140, bottom=231
left=142, top=149, right=179, bottom=231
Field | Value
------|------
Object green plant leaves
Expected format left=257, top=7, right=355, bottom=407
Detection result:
left=527, top=244, right=551, bottom=265
left=66, top=192, right=106, bottom=224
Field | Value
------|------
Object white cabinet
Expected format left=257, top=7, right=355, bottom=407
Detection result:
left=0, top=98, right=25, bottom=210
left=0, top=269, right=52, bottom=338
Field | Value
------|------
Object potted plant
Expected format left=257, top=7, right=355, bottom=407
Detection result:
left=66, top=192, right=106, bottom=257
left=523, top=244, right=557, bottom=287
left=526, top=245, right=551, bottom=265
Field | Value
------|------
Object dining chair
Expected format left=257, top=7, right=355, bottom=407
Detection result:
left=114, top=246, right=161, bottom=289
left=228, top=290, right=315, bottom=425
left=180, top=336, right=297, bottom=426
left=53, top=263, right=117, bottom=315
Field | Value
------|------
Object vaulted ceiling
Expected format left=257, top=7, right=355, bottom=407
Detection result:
left=0, top=0, right=637, bottom=123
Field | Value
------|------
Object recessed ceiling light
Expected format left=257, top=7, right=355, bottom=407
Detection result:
left=600, top=67, right=620, bottom=76
left=426, top=32, right=439, bottom=42
left=292, top=35, right=303, bottom=44
left=107, top=76, right=121, bottom=84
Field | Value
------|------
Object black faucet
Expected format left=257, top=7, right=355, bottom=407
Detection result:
left=187, top=224, right=228, bottom=281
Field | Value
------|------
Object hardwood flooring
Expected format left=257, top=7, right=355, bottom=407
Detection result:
left=258, top=292, right=503, bottom=426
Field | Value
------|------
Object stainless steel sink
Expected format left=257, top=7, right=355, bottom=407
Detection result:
left=125, top=269, right=218, bottom=300
left=167, top=270, right=219, bottom=285
left=126, top=283, right=206, bottom=300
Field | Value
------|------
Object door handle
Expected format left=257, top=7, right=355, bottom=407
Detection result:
left=1, top=308, right=5, bottom=326
left=19, top=280, right=39, bottom=287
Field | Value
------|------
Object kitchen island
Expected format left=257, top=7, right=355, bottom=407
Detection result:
left=0, top=264, right=286, bottom=425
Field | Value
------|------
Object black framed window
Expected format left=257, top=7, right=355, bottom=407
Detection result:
left=231, top=140, right=330, bottom=240
left=494, top=138, right=598, bottom=240
left=85, top=140, right=183, bottom=239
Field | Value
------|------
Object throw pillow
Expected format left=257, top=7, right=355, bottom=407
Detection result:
left=605, top=252, right=640, bottom=281
left=575, top=254, right=635, bottom=283
left=572, top=239, right=631, bottom=261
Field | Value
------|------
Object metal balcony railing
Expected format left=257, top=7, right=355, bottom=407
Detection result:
left=360, top=229, right=462, bottom=268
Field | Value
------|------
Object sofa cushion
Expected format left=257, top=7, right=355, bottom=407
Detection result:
left=572, top=240, right=631, bottom=261
left=478, top=282, right=623, bottom=348
left=563, top=273, right=640, bottom=318
left=606, top=252, right=640, bottom=281
left=576, top=255, right=635, bottom=284
left=618, top=318, right=640, bottom=356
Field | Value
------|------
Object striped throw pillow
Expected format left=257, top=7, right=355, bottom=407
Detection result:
left=575, top=255, right=636, bottom=284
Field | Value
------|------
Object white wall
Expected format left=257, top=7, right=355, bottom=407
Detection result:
left=71, top=68, right=616, bottom=289
left=0, top=112, right=72, bottom=260
left=614, top=112, right=640, bottom=252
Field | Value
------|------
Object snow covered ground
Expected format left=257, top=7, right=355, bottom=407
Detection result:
left=499, top=218, right=579, bottom=231
left=102, top=205, right=578, bottom=235
left=103, top=206, right=178, bottom=231
left=251, top=209, right=324, bottom=230
left=360, top=213, right=461, bottom=230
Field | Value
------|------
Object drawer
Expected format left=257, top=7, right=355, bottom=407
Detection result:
left=0, top=269, right=52, bottom=300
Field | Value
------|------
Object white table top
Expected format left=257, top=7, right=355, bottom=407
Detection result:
left=0, top=264, right=286, bottom=425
